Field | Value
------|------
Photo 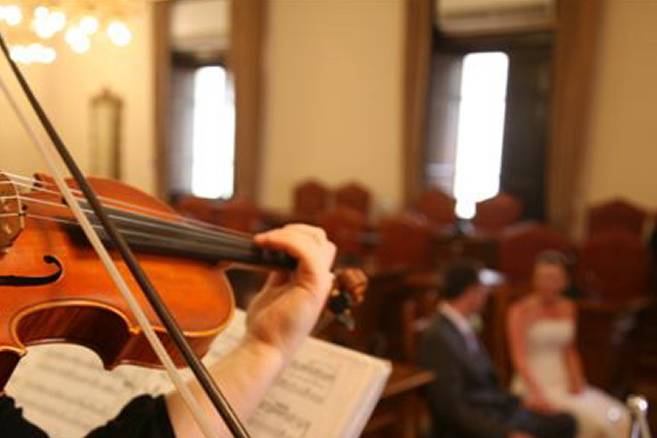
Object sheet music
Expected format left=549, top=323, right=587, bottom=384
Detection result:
left=7, top=310, right=391, bottom=438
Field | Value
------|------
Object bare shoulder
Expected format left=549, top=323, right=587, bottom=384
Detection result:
left=509, top=295, right=535, bottom=319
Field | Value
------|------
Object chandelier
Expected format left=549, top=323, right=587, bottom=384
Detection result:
left=0, top=1, right=138, bottom=64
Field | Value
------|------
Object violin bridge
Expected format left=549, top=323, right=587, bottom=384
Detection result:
left=0, top=172, right=24, bottom=250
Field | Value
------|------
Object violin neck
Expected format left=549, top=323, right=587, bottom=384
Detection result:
left=65, top=203, right=297, bottom=270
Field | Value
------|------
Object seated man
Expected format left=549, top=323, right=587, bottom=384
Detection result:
left=418, top=260, right=577, bottom=438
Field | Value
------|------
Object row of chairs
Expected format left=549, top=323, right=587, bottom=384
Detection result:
left=294, top=180, right=371, bottom=219
left=382, top=217, right=654, bottom=305
left=174, top=192, right=656, bottom=306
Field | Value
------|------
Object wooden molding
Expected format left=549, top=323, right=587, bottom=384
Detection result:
left=230, top=0, right=267, bottom=201
left=402, top=0, right=434, bottom=206
left=152, top=1, right=171, bottom=200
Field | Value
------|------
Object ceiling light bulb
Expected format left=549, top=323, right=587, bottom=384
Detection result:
left=10, top=45, right=27, bottom=64
left=34, top=6, right=49, bottom=20
left=34, top=21, right=54, bottom=39
left=42, top=47, right=56, bottom=63
left=79, top=15, right=99, bottom=34
left=48, top=10, right=66, bottom=32
left=65, top=27, right=82, bottom=45
left=71, top=35, right=91, bottom=54
left=107, top=20, right=132, bottom=47
left=4, top=5, right=22, bottom=26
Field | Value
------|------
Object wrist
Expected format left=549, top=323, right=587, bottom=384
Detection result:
left=241, top=336, right=288, bottom=369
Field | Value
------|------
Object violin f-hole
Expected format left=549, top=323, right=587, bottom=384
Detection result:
left=0, top=255, right=64, bottom=286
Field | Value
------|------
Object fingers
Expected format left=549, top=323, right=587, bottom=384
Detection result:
left=254, top=224, right=336, bottom=276
left=281, top=223, right=327, bottom=242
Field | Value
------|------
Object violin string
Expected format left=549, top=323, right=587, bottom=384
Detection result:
left=3, top=177, right=253, bottom=240
left=0, top=211, right=263, bottom=269
left=21, top=212, right=260, bottom=260
left=12, top=195, right=256, bottom=251
left=3, top=184, right=247, bottom=245
left=2, top=172, right=254, bottom=238
left=2, top=173, right=222, bottom=227
left=1, top=175, right=247, bottom=237
left=2, top=179, right=257, bottom=245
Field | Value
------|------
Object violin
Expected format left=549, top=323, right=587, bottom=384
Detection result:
left=0, top=27, right=368, bottom=436
left=0, top=170, right=367, bottom=391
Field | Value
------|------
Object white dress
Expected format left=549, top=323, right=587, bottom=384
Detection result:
left=511, top=319, right=630, bottom=438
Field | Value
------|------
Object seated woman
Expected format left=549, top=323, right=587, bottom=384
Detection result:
left=507, top=251, right=630, bottom=438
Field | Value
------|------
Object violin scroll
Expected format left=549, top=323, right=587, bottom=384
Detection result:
left=325, top=268, right=367, bottom=331
left=0, top=173, right=24, bottom=251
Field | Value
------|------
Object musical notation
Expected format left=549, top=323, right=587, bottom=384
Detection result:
left=7, top=311, right=390, bottom=438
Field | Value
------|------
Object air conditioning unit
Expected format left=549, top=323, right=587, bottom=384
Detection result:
left=436, top=0, right=555, bottom=36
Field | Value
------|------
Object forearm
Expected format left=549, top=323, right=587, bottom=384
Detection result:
left=166, top=338, right=285, bottom=438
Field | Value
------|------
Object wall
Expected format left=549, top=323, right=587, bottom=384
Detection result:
left=580, top=0, right=657, bottom=221
left=259, top=0, right=405, bottom=213
left=1, top=3, right=155, bottom=194
left=0, top=62, right=49, bottom=180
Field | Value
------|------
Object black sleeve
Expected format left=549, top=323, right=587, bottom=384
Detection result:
left=418, top=327, right=511, bottom=438
left=0, top=395, right=48, bottom=438
left=86, top=395, right=175, bottom=438
left=0, top=394, right=175, bottom=438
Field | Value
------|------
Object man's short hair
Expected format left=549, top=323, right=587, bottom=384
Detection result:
left=442, top=259, right=484, bottom=300
left=535, top=250, right=570, bottom=270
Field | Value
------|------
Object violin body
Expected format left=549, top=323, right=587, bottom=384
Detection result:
left=0, top=174, right=233, bottom=390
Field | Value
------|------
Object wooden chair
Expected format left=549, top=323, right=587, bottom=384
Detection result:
left=293, top=179, right=331, bottom=220
left=588, top=198, right=648, bottom=237
left=175, top=195, right=220, bottom=223
left=473, top=192, right=523, bottom=233
left=213, top=198, right=264, bottom=233
left=400, top=289, right=440, bottom=364
left=317, top=207, right=369, bottom=262
left=335, top=182, right=371, bottom=217
left=498, top=222, right=573, bottom=285
left=575, top=230, right=653, bottom=304
left=415, top=188, right=456, bottom=226
left=375, top=213, right=435, bottom=271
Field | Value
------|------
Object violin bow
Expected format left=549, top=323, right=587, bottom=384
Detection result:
left=0, top=33, right=248, bottom=438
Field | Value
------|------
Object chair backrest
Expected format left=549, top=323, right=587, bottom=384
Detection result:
left=576, top=230, right=653, bottom=304
left=317, top=207, right=369, bottom=260
left=214, top=198, right=263, bottom=233
left=293, top=179, right=330, bottom=220
left=588, top=198, right=648, bottom=237
left=415, top=188, right=456, bottom=226
left=175, top=195, right=220, bottom=223
left=335, top=182, right=371, bottom=217
left=375, top=212, right=435, bottom=271
left=401, top=290, right=440, bottom=363
left=498, top=222, right=573, bottom=284
left=473, top=192, right=523, bottom=233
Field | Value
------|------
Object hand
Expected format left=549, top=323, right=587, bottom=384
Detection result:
left=245, top=224, right=337, bottom=361
left=523, top=390, right=555, bottom=414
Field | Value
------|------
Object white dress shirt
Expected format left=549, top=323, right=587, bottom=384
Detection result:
left=440, top=302, right=480, bottom=352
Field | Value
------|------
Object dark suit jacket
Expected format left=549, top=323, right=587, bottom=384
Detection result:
left=418, top=313, right=519, bottom=438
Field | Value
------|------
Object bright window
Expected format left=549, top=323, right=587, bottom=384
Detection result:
left=453, top=52, right=509, bottom=219
left=190, top=66, right=235, bottom=199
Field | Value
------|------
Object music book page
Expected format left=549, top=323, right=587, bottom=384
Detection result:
left=6, top=310, right=391, bottom=438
